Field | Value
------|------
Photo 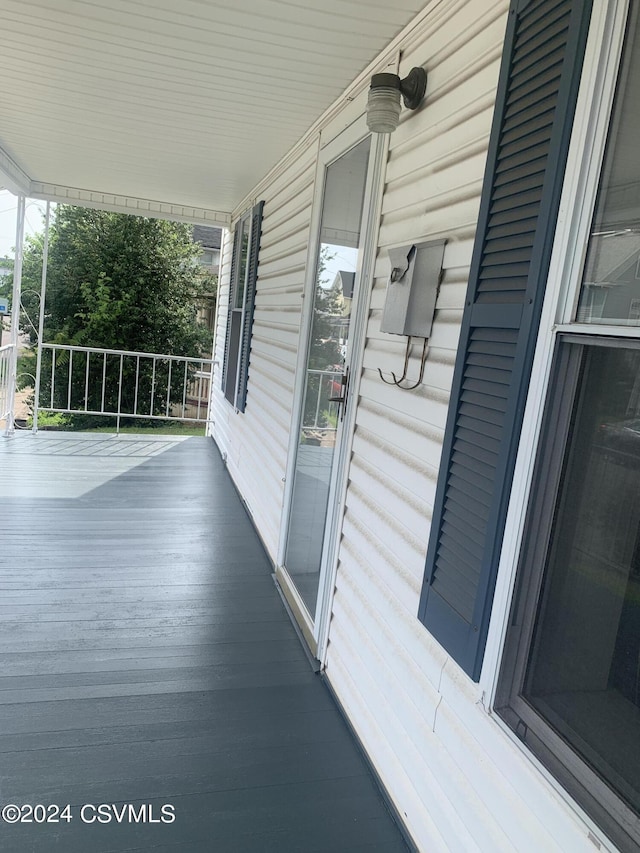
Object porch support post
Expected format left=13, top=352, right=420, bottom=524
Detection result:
left=32, top=201, right=51, bottom=434
left=5, top=194, right=25, bottom=436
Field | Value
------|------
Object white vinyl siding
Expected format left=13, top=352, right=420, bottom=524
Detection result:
left=324, top=1, right=613, bottom=850
left=211, top=140, right=317, bottom=557
left=210, top=0, right=615, bottom=850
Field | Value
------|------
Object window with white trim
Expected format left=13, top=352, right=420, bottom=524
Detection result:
left=496, top=5, right=640, bottom=849
left=221, top=202, right=263, bottom=412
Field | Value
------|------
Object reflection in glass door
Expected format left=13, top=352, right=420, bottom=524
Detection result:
left=284, top=136, right=371, bottom=617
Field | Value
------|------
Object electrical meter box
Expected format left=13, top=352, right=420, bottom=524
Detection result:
left=380, top=238, right=446, bottom=337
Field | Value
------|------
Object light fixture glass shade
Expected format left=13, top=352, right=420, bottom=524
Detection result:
left=366, top=86, right=401, bottom=134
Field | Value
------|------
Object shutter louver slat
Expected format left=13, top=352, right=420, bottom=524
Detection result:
left=465, top=347, right=515, bottom=369
left=489, top=196, right=545, bottom=223
left=499, top=118, right=555, bottom=152
left=459, top=409, right=506, bottom=436
left=484, top=238, right=536, bottom=259
left=488, top=201, right=539, bottom=225
left=443, top=505, right=488, bottom=543
left=462, top=379, right=511, bottom=401
left=464, top=366, right=512, bottom=387
left=450, top=449, right=496, bottom=483
left=516, top=1, right=567, bottom=47
left=492, top=174, right=545, bottom=202
left=486, top=219, right=538, bottom=240
left=454, top=438, right=499, bottom=469
left=456, top=427, right=501, bottom=456
left=447, top=478, right=493, bottom=515
left=498, top=126, right=554, bottom=163
left=441, top=521, right=485, bottom=562
left=419, top=0, right=592, bottom=678
left=511, top=31, right=568, bottom=79
left=467, top=352, right=514, bottom=371
left=437, top=538, right=483, bottom=587
left=460, top=387, right=509, bottom=412
left=437, top=544, right=484, bottom=595
left=469, top=339, right=515, bottom=354
left=506, top=70, right=565, bottom=114
left=431, top=554, right=478, bottom=622
left=449, top=459, right=496, bottom=494
left=447, top=486, right=490, bottom=524
left=521, top=0, right=569, bottom=30
left=493, top=156, right=546, bottom=188
left=504, top=83, right=558, bottom=132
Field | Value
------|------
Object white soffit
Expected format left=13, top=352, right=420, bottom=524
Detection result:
left=0, top=0, right=425, bottom=218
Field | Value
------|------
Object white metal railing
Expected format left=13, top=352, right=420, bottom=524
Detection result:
left=186, top=369, right=211, bottom=413
left=0, top=344, right=13, bottom=423
left=303, top=368, right=342, bottom=431
left=36, top=343, right=214, bottom=431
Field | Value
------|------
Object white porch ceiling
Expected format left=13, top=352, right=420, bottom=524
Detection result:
left=0, top=0, right=425, bottom=222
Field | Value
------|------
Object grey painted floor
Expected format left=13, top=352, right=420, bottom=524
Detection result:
left=0, top=432, right=409, bottom=853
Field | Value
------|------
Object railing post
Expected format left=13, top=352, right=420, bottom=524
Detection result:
left=116, top=353, right=123, bottom=435
left=32, top=201, right=51, bottom=434
left=5, top=195, right=26, bottom=436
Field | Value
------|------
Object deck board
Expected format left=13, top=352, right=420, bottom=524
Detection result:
left=0, top=433, right=409, bottom=852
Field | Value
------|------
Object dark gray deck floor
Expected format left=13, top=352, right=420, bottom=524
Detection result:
left=0, top=433, right=409, bottom=853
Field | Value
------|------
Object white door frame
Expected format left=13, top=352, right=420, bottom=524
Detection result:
left=276, top=115, right=387, bottom=662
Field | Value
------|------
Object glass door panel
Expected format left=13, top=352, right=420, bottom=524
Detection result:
left=284, top=136, right=371, bottom=616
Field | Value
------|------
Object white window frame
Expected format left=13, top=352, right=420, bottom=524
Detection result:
left=223, top=208, right=253, bottom=410
left=476, top=0, right=635, bottom=846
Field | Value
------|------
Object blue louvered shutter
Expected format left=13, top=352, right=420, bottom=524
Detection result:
left=236, top=201, right=264, bottom=413
left=418, top=0, right=593, bottom=680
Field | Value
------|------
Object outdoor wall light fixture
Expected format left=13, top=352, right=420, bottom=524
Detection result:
left=366, top=68, right=427, bottom=134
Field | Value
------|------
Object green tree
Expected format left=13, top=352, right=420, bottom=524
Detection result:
left=18, top=206, right=214, bottom=425
left=0, top=257, right=14, bottom=303
left=302, top=245, right=345, bottom=430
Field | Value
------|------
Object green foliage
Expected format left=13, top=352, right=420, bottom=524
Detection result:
left=27, top=410, right=71, bottom=429
left=20, top=207, right=212, bottom=352
left=302, top=245, right=345, bottom=429
left=16, top=206, right=214, bottom=425
left=0, top=257, right=13, bottom=303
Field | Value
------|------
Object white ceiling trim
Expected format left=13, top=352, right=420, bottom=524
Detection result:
left=231, top=0, right=450, bottom=220
left=29, top=182, right=231, bottom=227
left=0, top=0, right=429, bottom=215
left=0, top=144, right=30, bottom=196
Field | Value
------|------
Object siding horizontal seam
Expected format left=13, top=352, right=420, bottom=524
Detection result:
left=343, top=496, right=429, bottom=596
left=381, top=178, right=484, bottom=221
left=387, top=133, right=493, bottom=196
left=350, top=434, right=435, bottom=513
left=325, top=650, right=454, bottom=853
left=328, top=613, right=494, bottom=853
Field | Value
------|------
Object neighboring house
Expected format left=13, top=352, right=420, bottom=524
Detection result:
left=211, top=2, right=640, bottom=852
left=193, top=224, right=221, bottom=273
